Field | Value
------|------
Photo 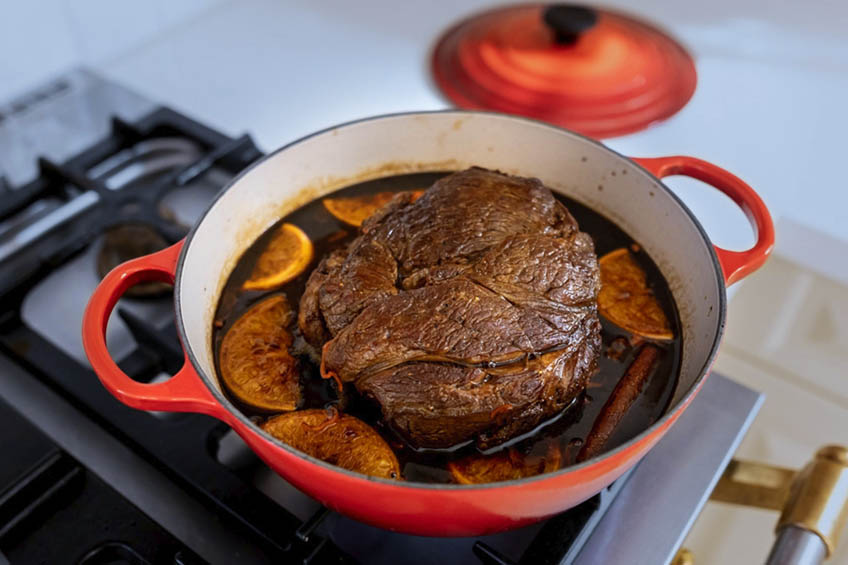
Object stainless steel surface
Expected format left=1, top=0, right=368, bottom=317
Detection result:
left=575, top=374, right=764, bottom=565
left=766, top=526, right=827, bottom=565
left=21, top=240, right=172, bottom=363
left=0, top=69, right=155, bottom=186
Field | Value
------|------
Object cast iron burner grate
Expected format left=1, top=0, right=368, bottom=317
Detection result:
left=0, top=107, right=627, bottom=564
left=0, top=395, right=206, bottom=564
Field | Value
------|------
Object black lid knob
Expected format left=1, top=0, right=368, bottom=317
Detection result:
left=543, top=4, right=598, bottom=45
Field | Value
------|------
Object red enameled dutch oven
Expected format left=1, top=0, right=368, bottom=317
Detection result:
left=82, top=111, right=773, bottom=536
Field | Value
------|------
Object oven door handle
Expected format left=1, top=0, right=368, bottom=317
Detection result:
left=82, top=239, right=226, bottom=418
left=633, top=156, right=775, bottom=286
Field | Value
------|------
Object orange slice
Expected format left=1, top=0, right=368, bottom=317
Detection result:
left=598, top=248, right=673, bottom=341
left=448, top=443, right=561, bottom=484
left=261, top=409, right=401, bottom=479
left=219, top=295, right=301, bottom=412
left=243, top=223, right=313, bottom=291
left=323, top=190, right=424, bottom=227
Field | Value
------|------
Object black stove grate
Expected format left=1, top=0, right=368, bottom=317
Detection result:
left=0, top=395, right=207, bottom=565
left=0, top=107, right=350, bottom=564
left=0, top=109, right=259, bottom=305
left=0, top=107, right=623, bottom=565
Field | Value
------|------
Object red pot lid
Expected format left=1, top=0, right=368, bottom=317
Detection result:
left=431, top=4, right=697, bottom=138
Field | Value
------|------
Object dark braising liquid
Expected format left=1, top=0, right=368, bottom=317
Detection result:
left=213, top=172, right=682, bottom=483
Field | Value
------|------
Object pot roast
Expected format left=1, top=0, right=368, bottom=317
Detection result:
left=299, top=167, right=602, bottom=449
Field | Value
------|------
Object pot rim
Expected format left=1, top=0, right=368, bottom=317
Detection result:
left=174, top=109, right=727, bottom=490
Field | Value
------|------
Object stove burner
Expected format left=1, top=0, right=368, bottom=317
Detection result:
left=96, top=223, right=172, bottom=297
left=0, top=113, right=258, bottom=306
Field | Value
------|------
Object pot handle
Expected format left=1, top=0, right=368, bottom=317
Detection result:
left=633, top=156, right=775, bottom=286
left=82, top=240, right=226, bottom=419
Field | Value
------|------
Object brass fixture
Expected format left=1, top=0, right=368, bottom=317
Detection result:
left=710, top=445, right=848, bottom=560
left=711, top=459, right=796, bottom=511
left=671, top=547, right=694, bottom=565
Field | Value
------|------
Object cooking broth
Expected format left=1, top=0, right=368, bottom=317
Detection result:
left=212, top=172, right=682, bottom=483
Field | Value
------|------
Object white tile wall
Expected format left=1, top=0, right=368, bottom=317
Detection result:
left=0, top=2, right=78, bottom=99
left=0, top=0, right=228, bottom=101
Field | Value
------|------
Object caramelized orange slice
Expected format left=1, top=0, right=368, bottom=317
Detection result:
left=261, top=409, right=401, bottom=479
left=243, top=223, right=313, bottom=291
left=323, top=190, right=424, bottom=228
left=219, top=295, right=301, bottom=412
left=448, top=443, right=561, bottom=485
left=598, top=248, right=674, bottom=341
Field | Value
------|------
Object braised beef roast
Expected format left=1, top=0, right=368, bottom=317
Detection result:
left=299, top=167, right=602, bottom=449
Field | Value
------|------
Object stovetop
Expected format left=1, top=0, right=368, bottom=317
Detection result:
left=0, top=71, right=762, bottom=565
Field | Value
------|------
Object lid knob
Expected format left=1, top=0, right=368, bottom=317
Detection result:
left=543, top=4, right=598, bottom=44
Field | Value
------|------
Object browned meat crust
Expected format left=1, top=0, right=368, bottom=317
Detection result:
left=300, top=167, right=602, bottom=449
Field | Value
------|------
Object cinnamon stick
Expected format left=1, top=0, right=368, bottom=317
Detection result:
left=577, top=344, right=661, bottom=462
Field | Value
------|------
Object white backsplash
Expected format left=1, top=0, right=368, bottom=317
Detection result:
left=0, top=0, right=226, bottom=102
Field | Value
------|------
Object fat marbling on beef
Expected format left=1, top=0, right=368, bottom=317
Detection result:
left=299, top=167, right=601, bottom=449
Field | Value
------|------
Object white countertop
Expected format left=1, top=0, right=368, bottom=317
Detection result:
left=94, top=0, right=848, bottom=254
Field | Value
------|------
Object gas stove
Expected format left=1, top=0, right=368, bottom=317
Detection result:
left=0, top=70, right=761, bottom=565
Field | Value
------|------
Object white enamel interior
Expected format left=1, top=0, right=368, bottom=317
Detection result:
left=177, top=111, right=724, bottom=413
